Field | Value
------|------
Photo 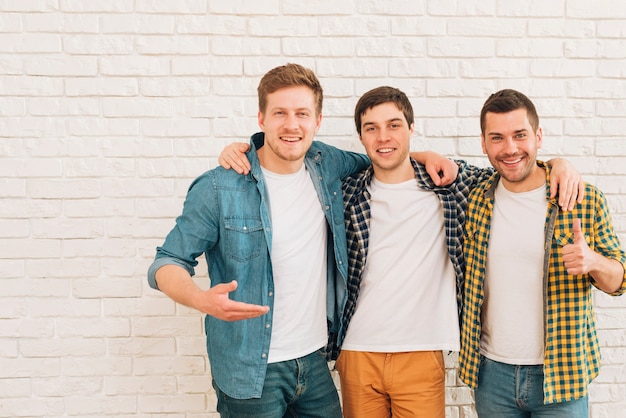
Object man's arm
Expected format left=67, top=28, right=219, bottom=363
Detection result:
left=562, top=218, right=625, bottom=293
left=547, top=158, right=585, bottom=211
left=155, top=265, right=270, bottom=321
left=409, top=151, right=458, bottom=186
left=218, top=143, right=459, bottom=185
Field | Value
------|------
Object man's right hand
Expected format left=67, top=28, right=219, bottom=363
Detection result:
left=197, top=280, right=270, bottom=322
left=155, top=265, right=269, bottom=322
left=219, top=142, right=251, bottom=174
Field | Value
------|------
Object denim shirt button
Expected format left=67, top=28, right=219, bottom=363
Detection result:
left=268, top=291, right=273, bottom=297
left=266, top=323, right=270, bottom=329
left=261, top=353, right=267, bottom=358
left=325, top=205, right=329, bottom=210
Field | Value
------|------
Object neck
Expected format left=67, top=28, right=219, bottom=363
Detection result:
left=501, top=163, right=546, bottom=193
left=257, top=148, right=304, bottom=174
left=372, top=159, right=415, bottom=184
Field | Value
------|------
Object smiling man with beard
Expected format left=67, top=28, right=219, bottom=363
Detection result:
left=459, top=89, right=626, bottom=417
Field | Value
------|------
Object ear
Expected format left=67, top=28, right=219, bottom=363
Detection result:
left=258, top=111, right=265, bottom=131
left=536, top=127, right=543, bottom=150
left=409, top=122, right=415, bottom=136
left=314, top=112, right=322, bottom=133
left=481, top=134, right=487, bottom=154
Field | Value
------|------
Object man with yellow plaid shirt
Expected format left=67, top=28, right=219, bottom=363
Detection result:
left=459, top=89, right=626, bottom=417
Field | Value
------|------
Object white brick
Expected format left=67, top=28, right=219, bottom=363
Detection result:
left=177, top=15, right=247, bottom=35
left=0, top=378, right=31, bottom=398
left=105, top=375, right=177, bottom=395
left=132, top=356, right=206, bottom=376
left=0, top=297, right=27, bottom=319
left=72, top=277, right=142, bottom=298
left=208, top=0, right=277, bottom=14
left=102, top=14, right=175, bottom=34
left=100, top=56, right=171, bottom=76
left=528, top=18, right=595, bottom=38
left=567, top=0, right=626, bottom=19
left=0, top=259, right=25, bottom=280
left=135, top=0, right=207, bottom=14
left=65, top=77, right=139, bottom=96
left=139, top=394, right=206, bottom=413
left=496, top=0, right=565, bottom=17
left=60, top=0, right=133, bottom=13
left=107, top=337, right=176, bottom=357
left=25, top=56, right=97, bottom=76
left=32, top=376, right=103, bottom=396
left=65, top=395, right=137, bottom=415
left=136, top=35, right=209, bottom=55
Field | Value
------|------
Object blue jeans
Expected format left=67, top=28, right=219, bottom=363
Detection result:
left=475, top=356, right=588, bottom=417
left=213, top=349, right=342, bottom=418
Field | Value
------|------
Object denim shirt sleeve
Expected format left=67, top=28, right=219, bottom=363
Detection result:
left=147, top=171, right=219, bottom=290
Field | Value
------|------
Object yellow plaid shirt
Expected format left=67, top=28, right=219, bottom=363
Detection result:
left=459, top=161, right=626, bottom=404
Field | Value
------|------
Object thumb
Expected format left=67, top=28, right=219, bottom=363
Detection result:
left=215, top=280, right=238, bottom=294
left=572, top=218, right=583, bottom=242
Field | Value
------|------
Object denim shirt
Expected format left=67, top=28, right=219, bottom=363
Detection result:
left=147, top=132, right=370, bottom=399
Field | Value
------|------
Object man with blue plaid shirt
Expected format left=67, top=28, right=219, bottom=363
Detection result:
left=332, top=86, right=582, bottom=418
left=459, top=89, right=626, bottom=417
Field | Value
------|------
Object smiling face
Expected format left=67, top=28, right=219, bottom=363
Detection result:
left=257, top=85, right=322, bottom=174
left=481, top=108, right=545, bottom=192
left=359, top=102, right=415, bottom=183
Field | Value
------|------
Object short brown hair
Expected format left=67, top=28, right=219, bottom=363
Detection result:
left=354, top=86, right=414, bottom=136
left=480, top=89, right=539, bottom=134
left=257, top=63, right=323, bottom=116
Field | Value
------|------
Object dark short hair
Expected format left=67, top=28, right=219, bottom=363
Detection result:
left=354, top=86, right=414, bottom=135
left=480, top=89, right=539, bottom=134
left=257, top=63, right=323, bottom=116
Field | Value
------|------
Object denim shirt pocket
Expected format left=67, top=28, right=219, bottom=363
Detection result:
left=224, top=217, right=265, bottom=261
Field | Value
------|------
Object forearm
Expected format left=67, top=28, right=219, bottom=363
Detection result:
left=409, top=151, right=438, bottom=164
left=155, top=264, right=204, bottom=310
left=589, top=256, right=625, bottom=294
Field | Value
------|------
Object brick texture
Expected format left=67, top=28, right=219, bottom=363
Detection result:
left=1, top=1, right=625, bottom=416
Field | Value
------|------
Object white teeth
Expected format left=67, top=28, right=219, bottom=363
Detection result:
left=503, top=158, right=521, bottom=164
left=281, top=137, right=300, bottom=142
left=378, top=148, right=393, bottom=153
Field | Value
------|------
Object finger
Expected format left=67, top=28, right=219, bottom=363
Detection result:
left=426, top=165, right=441, bottom=186
left=557, top=179, right=571, bottom=210
left=578, top=181, right=585, bottom=203
left=214, top=280, right=238, bottom=294
left=572, top=218, right=583, bottom=242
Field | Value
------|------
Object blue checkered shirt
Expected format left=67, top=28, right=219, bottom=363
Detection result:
left=328, top=158, right=492, bottom=359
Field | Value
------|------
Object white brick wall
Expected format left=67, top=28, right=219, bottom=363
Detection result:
left=1, top=1, right=625, bottom=416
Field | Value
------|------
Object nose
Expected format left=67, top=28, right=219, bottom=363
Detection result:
left=502, top=137, right=518, bottom=154
left=284, top=113, right=299, bottom=130
left=377, top=127, right=390, bottom=142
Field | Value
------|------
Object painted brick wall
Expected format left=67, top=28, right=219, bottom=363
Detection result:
left=1, top=1, right=625, bottom=417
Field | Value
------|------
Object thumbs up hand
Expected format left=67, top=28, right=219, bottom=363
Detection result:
left=561, top=218, right=596, bottom=276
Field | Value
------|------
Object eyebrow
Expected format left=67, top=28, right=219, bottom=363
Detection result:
left=487, top=128, right=528, bottom=136
left=363, top=117, right=404, bottom=126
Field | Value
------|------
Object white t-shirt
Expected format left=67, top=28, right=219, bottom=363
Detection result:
left=480, top=181, right=547, bottom=365
left=342, top=177, right=460, bottom=352
left=262, top=165, right=328, bottom=363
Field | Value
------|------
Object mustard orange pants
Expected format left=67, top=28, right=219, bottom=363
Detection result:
left=335, top=350, right=445, bottom=418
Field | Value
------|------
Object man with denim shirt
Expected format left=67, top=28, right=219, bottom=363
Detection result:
left=148, top=64, right=456, bottom=418
left=148, top=63, right=371, bottom=417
